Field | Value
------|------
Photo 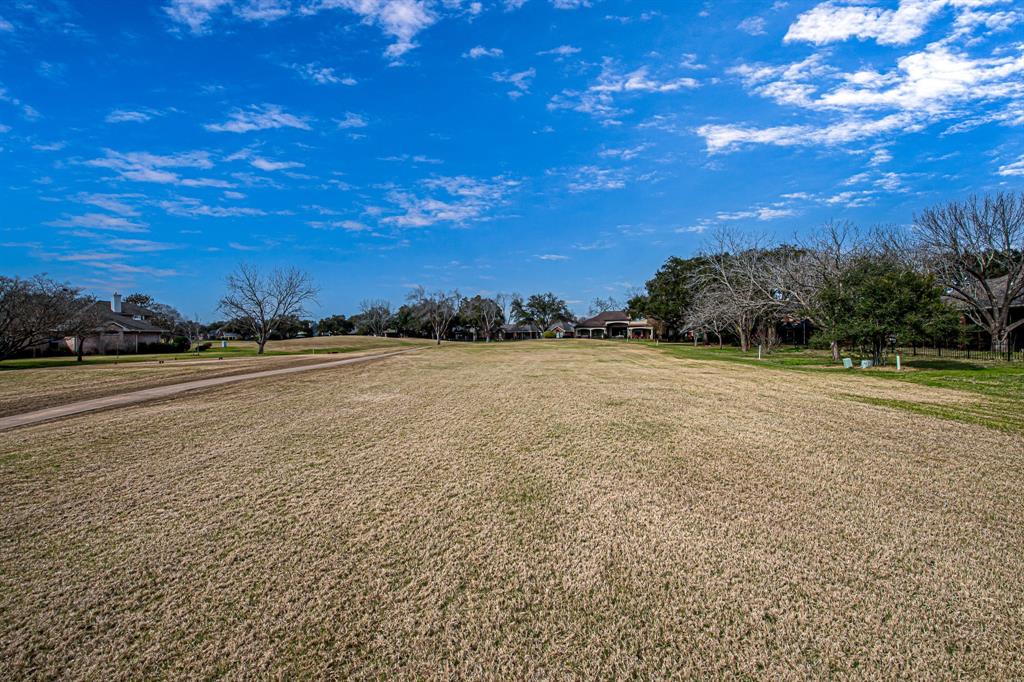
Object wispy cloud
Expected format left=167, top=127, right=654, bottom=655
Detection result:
left=85, top=149, right=233, bottom=187
left=537, top=44, right=580, bottom=57
left=46, top=212, right=149, bottom=233
left=289, top=62, right=357, bottom=85
left=204, top=103, right=311, bottom=133
left=106, top=109, right=158, bottom=123
left=563, top=165, right=628, bottom=192
left=336, top=112, right=368, bottom=129
left=464, top=45, right=503, bottom=59
left=737, top=16, right=766, bottom=36
left=381, top=175, right=521, bottom=228
left=701, top=3, right=1024, bottom=154
left=164, top=0, right=439, bottom=61
left=226, top=148, right=304, bottom=171
left=549, top=58, right=700, bottom=123
left=492, top=68, right=536, bottom=99
left=157, top=196, right=267, bottom=218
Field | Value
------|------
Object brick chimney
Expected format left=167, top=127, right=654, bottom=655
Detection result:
left=112, top=291, right=122, bottom=314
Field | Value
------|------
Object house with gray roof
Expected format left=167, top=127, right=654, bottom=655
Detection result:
left=64, top=293, right=167, bottom=354
left=576, top=310, right=661, bottom=339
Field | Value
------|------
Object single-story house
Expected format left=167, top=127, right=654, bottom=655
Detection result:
left=548, top=321, right=576, bottom=338
left=576, top=311, right=661, bottom=339
left=500, top=323, right=542, bottom=340
left=63, top=293, right=167, bottom=354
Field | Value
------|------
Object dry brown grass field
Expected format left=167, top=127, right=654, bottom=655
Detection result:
left=2, top=341, right=1022, bottom=678
left=0, top=336, right=426, bottom=418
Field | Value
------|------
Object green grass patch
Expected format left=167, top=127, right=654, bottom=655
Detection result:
left=653, top=341, right=1024, bottom=432
left=841, top=394, right=1024, bottom=433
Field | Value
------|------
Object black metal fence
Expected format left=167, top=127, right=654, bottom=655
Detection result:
left=893, top=343, right=1022, bottom=363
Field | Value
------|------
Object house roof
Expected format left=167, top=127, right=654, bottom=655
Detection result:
left=576, top=310, right=630, bottom=328
left=945, top=275, right=1024, bottom=309
left=84, top=300, right=167, bottom=333
left=548, top=321, right=576, bottom=331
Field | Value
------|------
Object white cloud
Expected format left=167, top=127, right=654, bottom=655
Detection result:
left=336, top=112, right=368, bottom=129
left=537, top=44, right=581, bottom=57
left=738, top=16, right=767, bottom=35
left=226, top=149, right=304, bottom=171
left=205, top=103, right=311, bottom=133
left=379, top=153, right=443, bottom=164
left=564, top=165, right=628, bottom=192
left=785, top=0, right=946, bottom=46
left=290, top=63, right=357, bottom=85
left=84, top=149, right=235, bottom=187
left=46, top=213, right=149, bottom=233
left=158, top=196, right=267, bottom=218
left=309, top=219, right=371, bottom=231
left=492, top=68, right=536, bottom=98
left=381, top=175, right=520, bottom=228
left=536, top=253, right=568, bottom=260
left=75, top=193, right=142, bottom=216
left=598, top=143, right=651, bottom=160
left=105, top=109, right=156, bottom=123
left=549, top=58, right=700, bottom=123
left=704, top=20, right=1024, bottom=155
left=697, top=113, right=918, bottom=153
left=997, top=155, right=1024, bottom=176
left=0, top=15, right=14, bottom=32
left=464, top=45, right=503, bottom=58
left=32, top=141, right=66, bottom=151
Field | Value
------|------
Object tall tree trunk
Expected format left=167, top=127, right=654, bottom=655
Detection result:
left=257, top=340, right=266, bottom=355
left=76, top=336, right=84, bottom=362
left=991, top=328, right=1008, bottom=352
left=830, top=340, right=840, bottom=362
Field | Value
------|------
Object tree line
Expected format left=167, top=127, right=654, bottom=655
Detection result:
left=4, top=192, right=1020, bottom=362
left=627, top=192, right=1024, bottom=362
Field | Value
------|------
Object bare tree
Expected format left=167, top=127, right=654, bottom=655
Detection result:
left=496, top=292, right=516, bottom=327
left=694, top=228, right=782, bottom=352
left=359, top=299, right=393, bottom=337
left=461, top=295, right=503, bottom=342
left=58, top=296, right=105, bottom=362
left=0, top=276, right=91, bottom=361
left=218, top=264, right=318, bottom=354
left=773, top=221, right=870, bottom=360
left=912, top=192, right=1024, bottom=351
left=408, top=286, right=461, bottom=345
left=588, top=296, right=621, bottom=315
left=684, top=284, right=729, bottom=348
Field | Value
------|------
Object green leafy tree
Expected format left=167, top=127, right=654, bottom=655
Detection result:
left=628, top=256, right=705, bottom=337
left=820, top=257, right=957, bottom=364
left=317, top=314, right=354, bottom=336
left=511, top=292, right=573, bottom=330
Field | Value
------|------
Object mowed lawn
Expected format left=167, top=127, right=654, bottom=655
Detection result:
left=2, top=341, right=1022, bottom=678
left=0, top=336, right=427, bottom=418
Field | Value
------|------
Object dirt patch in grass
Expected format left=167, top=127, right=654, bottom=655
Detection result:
left=1, top=341, right=1022, bottom=677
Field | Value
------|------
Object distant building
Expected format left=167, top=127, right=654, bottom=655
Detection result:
left=64, top=292, right=167, bottom=354
left=548, top=321, right=576, bottom=338
left=576, top=311, right=661, bottom=339
left=500, top=323, right=542, bottom=340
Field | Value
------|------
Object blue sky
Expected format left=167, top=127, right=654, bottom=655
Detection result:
left=2, top=0, right=1023, bottom=319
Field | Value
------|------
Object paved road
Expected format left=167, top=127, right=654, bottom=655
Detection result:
left=0, top=348, right=420, bottom=432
